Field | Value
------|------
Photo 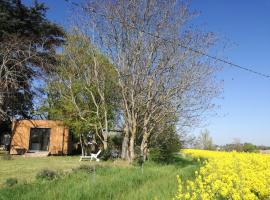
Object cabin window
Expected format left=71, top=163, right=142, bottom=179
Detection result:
left=29, top=128, right=51, bottom=151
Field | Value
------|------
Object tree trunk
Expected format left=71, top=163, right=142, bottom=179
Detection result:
left=129, top=135, right=135, bottom=162
left=140, top=136, right=148, bottom=162
left=80, top=134, right=84, bottom=156
left=121, top=129, right=129, bottom=160
left=140, top=126, right=151, bottom=162
left=103, top=135, right=108, bottom=150
left=103, top=110, right=109, bottom=151
left=128, top=114, right=137, bottom=162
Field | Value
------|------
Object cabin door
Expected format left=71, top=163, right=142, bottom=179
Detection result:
left=29, top=128, right=51, bottom=151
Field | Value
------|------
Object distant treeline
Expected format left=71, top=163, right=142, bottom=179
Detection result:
left=217, top=143, right=270, bottom=152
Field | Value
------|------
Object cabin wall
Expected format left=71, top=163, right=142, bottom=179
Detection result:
left=49, top=126, right=70, bottom=155
left=10, top=120, right=70, bottom=155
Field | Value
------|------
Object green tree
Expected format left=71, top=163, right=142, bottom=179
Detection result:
left=45, top=32, right=119, bottom=154
left=149, top=122, right=181, bottom=163
left=243, top=143, right=257, bottom=152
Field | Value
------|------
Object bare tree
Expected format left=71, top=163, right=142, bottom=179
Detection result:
left=0, top=35, right=45, bottom=121
left=80, top=0, right=221, bottom=161
left=232, top=138, right=242, bottom=152
left=196, top=129, right=214, bottom=150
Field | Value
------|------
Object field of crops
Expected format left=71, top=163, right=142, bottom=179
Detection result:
left=176, top=149, right=270, bottom=200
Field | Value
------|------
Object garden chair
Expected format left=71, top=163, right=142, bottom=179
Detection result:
left=79, top=149, right=102, bottom=162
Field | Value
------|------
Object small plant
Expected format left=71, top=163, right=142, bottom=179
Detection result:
left=5, top=178, right=18, bottom=187
left=76, top=164, right=94, bottom=173
left=75, top=164, right=105, bottom=174
left=36, top=169, right=58, bottom=181
left=135, top=155, right=144, bottom=166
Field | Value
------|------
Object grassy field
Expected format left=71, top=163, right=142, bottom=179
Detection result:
left=0, top=155, right=80, bottom=186
left=0, top=154, right=198, bottom=200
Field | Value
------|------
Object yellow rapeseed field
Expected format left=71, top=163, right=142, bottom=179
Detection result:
left=175, top=149, right=270, bottom=200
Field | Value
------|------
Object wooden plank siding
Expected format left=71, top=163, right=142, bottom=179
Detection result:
left=10, top=120, right=71, bottom=155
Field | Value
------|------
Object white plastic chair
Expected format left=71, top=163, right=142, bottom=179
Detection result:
left=79, top=150, right=102, bottom=162
left=90, top=149, right=102, bottom=161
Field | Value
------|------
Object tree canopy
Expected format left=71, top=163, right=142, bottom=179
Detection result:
left=0, top=0, right=65, bottom=122
left=45, top=33, right=120, bottom=152
left=79, top=0, right=221, bottom=161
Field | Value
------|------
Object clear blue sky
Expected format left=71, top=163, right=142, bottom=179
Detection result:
left=23, top=0, right=270, bottom=145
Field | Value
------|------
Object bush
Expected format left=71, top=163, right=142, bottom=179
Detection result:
left=99, top=136, right=122, bottom=161
left=135, top=155, right=144, bottom=166
left=75, top=164, right=105, bottom=174
left=5, top=178, right=18, bottom=187
left=111, top=136, right=122, bottom=148
left=76, top=164, right=95, bottom=173
left=149, top=126, right=181, bottom=164
left=100, top=148, right=112, bottom=161
left=36, top=169, right=58, bottom=181
left=149, top=144, right=176, bottom=163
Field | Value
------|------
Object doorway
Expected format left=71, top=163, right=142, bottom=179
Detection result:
left=29, top=128, right=50, bottom=151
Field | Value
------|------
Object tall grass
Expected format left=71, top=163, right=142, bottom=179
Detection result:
left=0, top=157, right=198, bottom=200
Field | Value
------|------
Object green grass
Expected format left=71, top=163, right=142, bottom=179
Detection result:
left=0, top=155, right=80, bottom=187
left=0, top=155, right=198, bottom=200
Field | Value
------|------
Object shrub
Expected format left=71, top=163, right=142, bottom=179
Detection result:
left=149, top=127, right=181, bottom=164
left=111, top=136, right=122, bottom=149
left=75, top=164, right=105, bottom=174
left=5, top=178, right=18, bottom=187
left=149, top=144, right=176, bottom=163
left=76, top=164, right=95, bottom=173
left=99, top=136, right=121, bottom=161
left=36, top=169, right=58, bottom=181
left=135, top=155, right=144, bottom=166
left=100, top=148, right=112, bottom=161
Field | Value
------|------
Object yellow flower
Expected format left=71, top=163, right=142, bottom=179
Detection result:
left=175, top=149, right=270, bottom=200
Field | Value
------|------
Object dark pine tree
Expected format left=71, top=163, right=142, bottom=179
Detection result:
left=0, top=0, right=65, bottom=140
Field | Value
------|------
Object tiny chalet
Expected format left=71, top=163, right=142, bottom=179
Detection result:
left=10, top=120, right=71, bottom=156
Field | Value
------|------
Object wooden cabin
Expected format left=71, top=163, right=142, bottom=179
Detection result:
left=10, top=120, right=71, bottom=155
